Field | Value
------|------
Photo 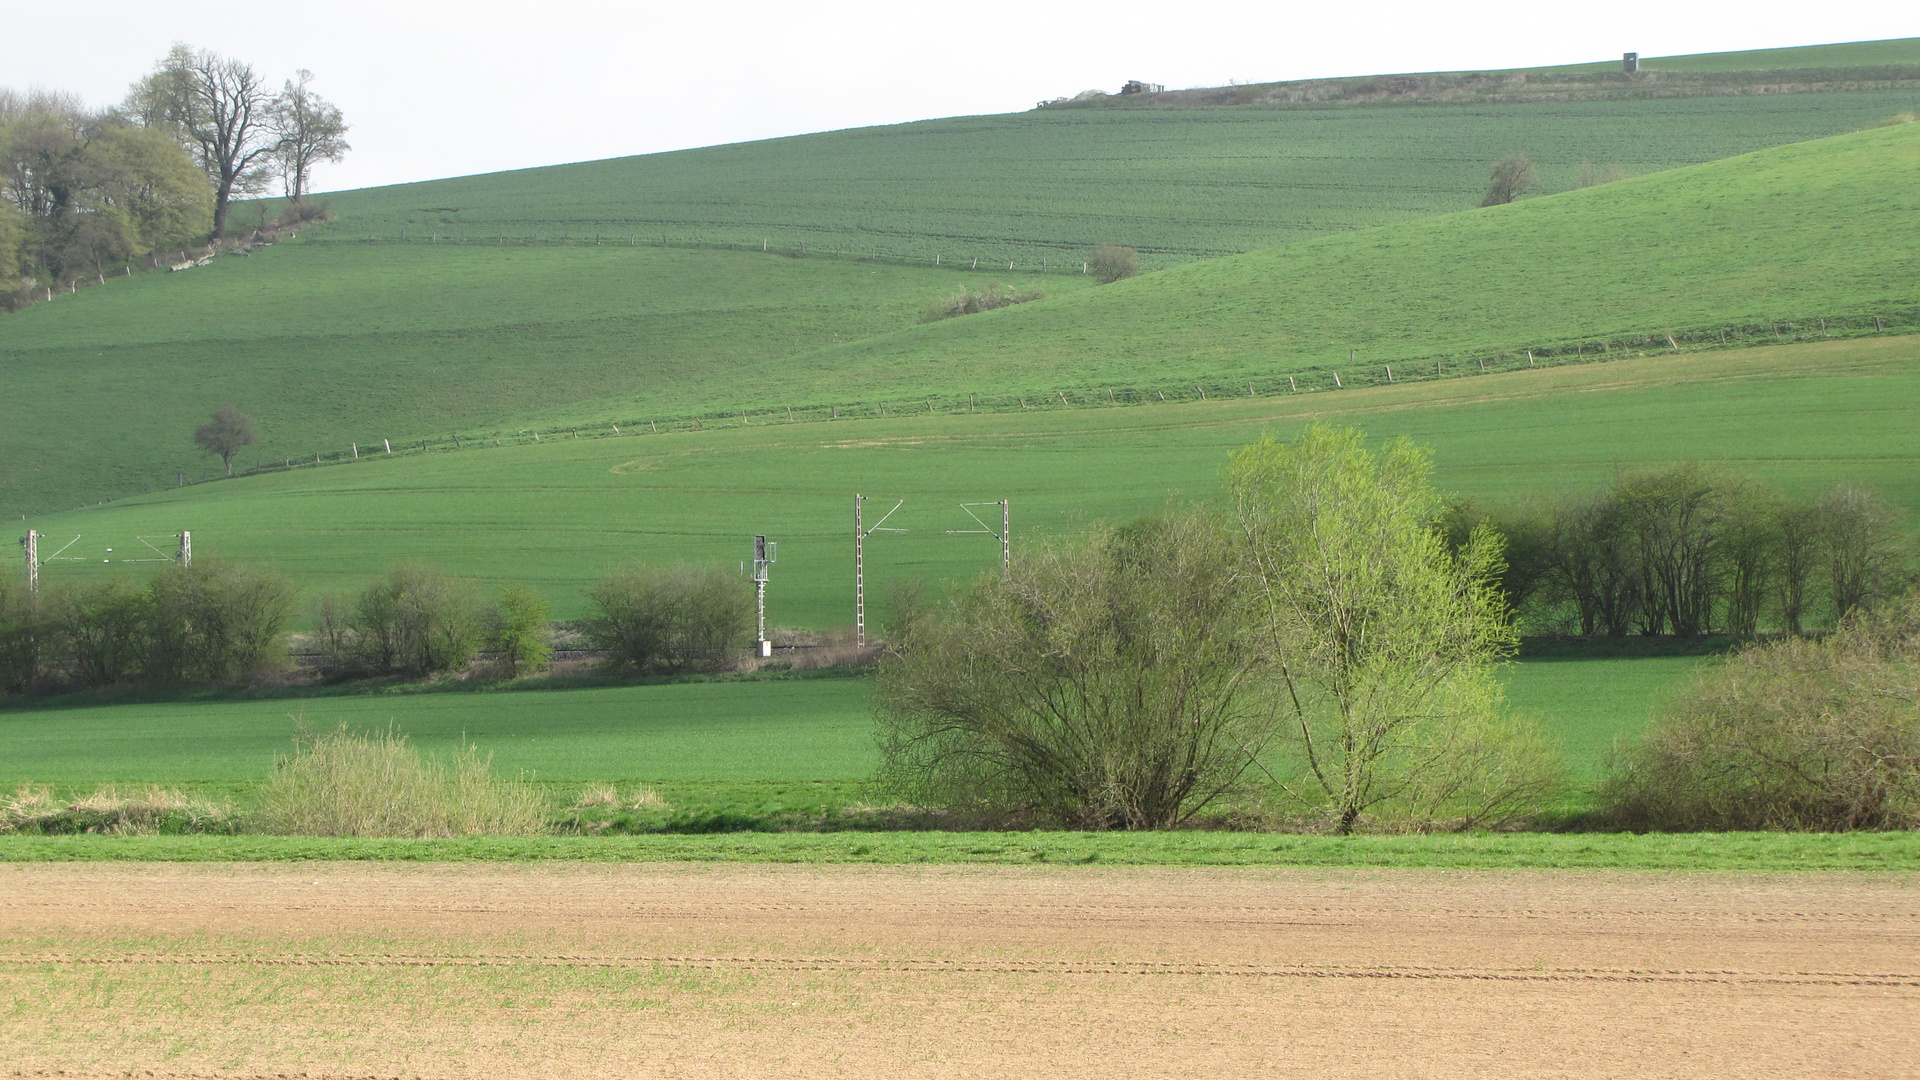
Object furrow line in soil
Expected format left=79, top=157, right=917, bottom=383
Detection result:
left=4, top=955, right=1915, bottom=987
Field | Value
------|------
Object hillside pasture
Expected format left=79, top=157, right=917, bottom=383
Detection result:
left=722, top=124, right=1920, bottom=414
left=10, top=120, right=1913, bottom=518
left=0, top=243, right=1071, bottom=515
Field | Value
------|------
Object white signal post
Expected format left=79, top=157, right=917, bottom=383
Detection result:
left=750, top=534, right=776, bottom=657
left=19, top=531, right=35, bottom=594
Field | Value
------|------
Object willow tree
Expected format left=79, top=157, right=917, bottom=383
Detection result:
left=1229, top=426, right=1560, bottom=831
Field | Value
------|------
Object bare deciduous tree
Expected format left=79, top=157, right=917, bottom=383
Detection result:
left=126, top=46, right=278, bottom=238
left=193, top=403, right=256, bottom=476
left=1087, top=243, right=1139, bottom=284
left=269, top=70, right=349, bottom=205
left=1820, top=483, right=1904, bottom=620
left=1479, top=153, right=1538, bottom=207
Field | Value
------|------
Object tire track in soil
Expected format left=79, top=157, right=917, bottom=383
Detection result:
left=6, top=953, right=1918, bottom=987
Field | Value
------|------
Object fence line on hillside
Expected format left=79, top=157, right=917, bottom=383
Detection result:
left=4, top=228, right=1171, bottom=318
left=298, top=229, right=1165, bottom=274
left=68, top=305, right=1900, bottom=504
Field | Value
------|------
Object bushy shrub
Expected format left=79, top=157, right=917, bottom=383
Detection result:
left=0, top=560, right=293, bottom=692
left=920, top=282, right=1043, bottom=322
left=1, top=783, right=237, bottom=835
left=1601, top=596, right=1920, bottom=831
left=0, top=572, right=47, bottom=694
left=1480, top=154, right=1538, bottom=206
left=53, top=579, right=149, bottom=687
left=490, top=583, right=552, bottom=676
left=1087, top=243, right=1138, bottom=284
left=349, top=563, right=485, bottom=677
left=253, top=724, right=548, bottom=837
left=875, top=511, right=1275, bottom=829
left=142, top=560, right=296, bottom=684
left=581, top=563, right=751, bottom=674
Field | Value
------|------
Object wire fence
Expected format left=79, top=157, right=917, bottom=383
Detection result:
left=163, top=305, right=1914, bottom=489
left=299, top=230, right=1122, bottom=274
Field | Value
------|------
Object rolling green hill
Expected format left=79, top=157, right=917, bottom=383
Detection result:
left=6, top=42, right=1916, bottom=519
left=698, top=122, right=1919, bottom=412
left=7, top=120, right=1915, bottom=517
left=1058, top=38, right=1920, bottom=110
left=0, top=245, right=1079, bottom=516
left=301, top=90, right=1919, bottom=265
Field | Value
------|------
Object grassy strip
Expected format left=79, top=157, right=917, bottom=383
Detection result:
left=3, top=831, right=1916, bottom=870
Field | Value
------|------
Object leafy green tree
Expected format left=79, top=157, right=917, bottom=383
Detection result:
left=0, top=89, right=210, bottom=283
left=490, top=583, right=552, bottom=677
left=1228, top=426, right=1559, bottom=832
left=193, top=404, right=257, bottom=476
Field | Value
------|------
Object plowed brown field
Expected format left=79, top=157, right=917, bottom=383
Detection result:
left=2, top=863, right=1915, bottom=1078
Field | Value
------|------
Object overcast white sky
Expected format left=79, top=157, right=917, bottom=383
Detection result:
left=2, top=1, right=1912, bottom=194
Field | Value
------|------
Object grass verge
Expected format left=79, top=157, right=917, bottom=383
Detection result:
left=2, top=830, right=1916, bottom=870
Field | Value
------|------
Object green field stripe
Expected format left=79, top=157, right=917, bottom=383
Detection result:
left=4, top=831, right=1917, bottom=870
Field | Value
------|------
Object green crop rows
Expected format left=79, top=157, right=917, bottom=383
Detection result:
left=294, top=91, right=1920, bottom=267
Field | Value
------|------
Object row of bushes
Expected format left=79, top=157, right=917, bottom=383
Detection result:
left=1448, top=466, right=1910, bottom=638
left=312, top=561, right=753, bottom=678
left=0, top=557, right=757, bottom=695
left=0, top=561, right=296, bottom=693
left=311, top=565, right=552, bottom=679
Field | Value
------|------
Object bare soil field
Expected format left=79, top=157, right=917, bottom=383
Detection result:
left=2, top=863, right=1916, bottom=1078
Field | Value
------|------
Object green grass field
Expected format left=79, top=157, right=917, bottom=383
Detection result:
left=7, top=40, right=1917, bottom=855
left=18, top=336, right=1919, bottom=625
left=7, top=830, right=1916, bottom=870
left=0, top=655, right=1695, bottom=788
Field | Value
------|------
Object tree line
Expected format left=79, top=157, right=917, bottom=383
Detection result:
left=1447, top=465, right=1909, bottom=639
left=875, top=435, right=1920, bottom=833
left=0, top=557, right=751, bottom=696
left=1, top=46, right=348, bottom=301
